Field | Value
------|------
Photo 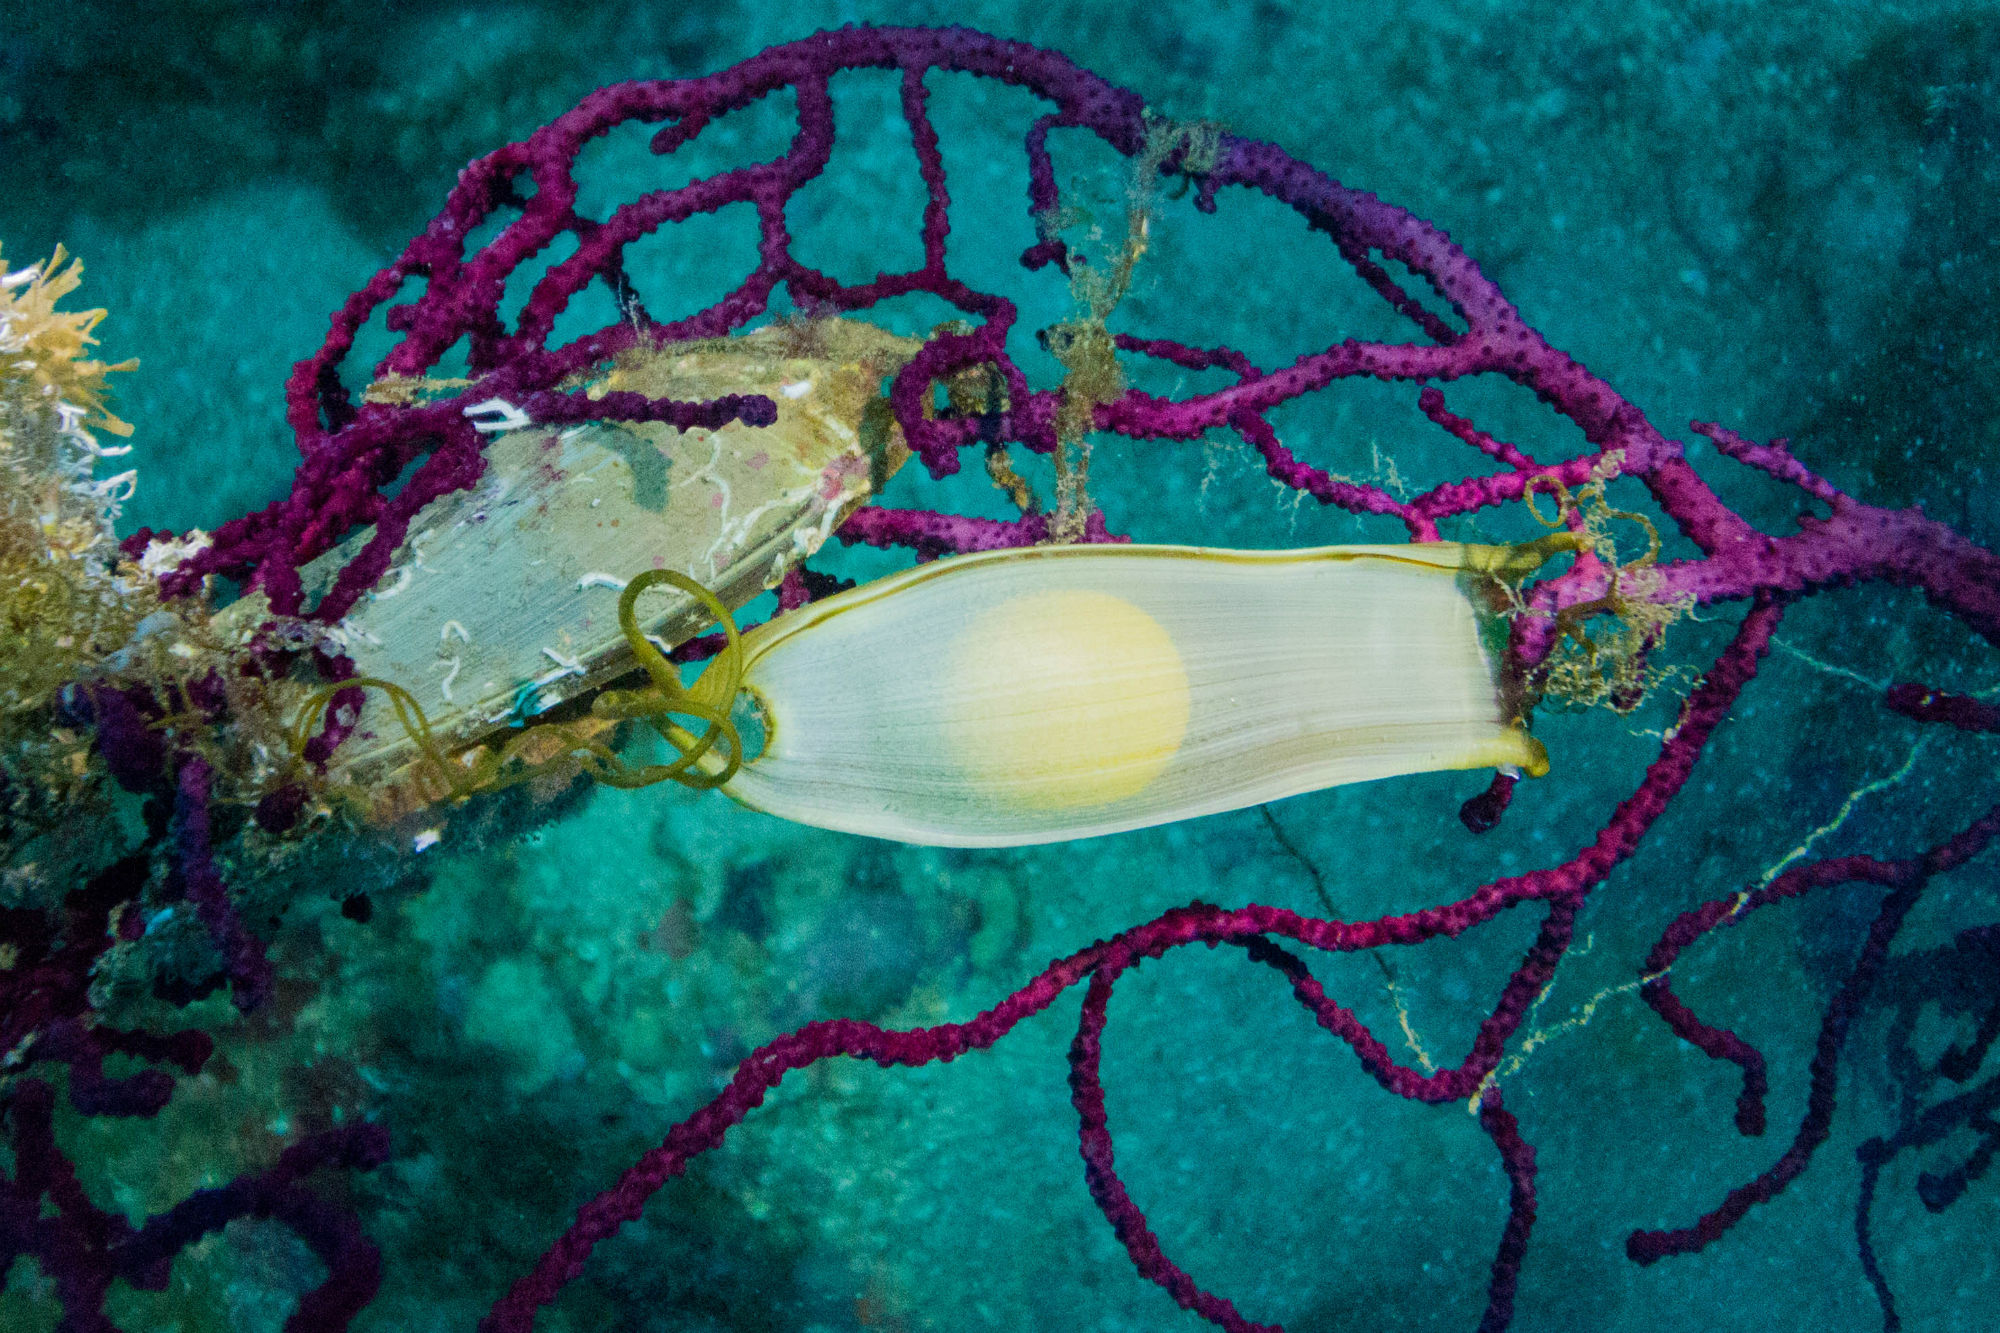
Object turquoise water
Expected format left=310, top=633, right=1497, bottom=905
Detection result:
left=4, top=2, right=1998, bottom=1329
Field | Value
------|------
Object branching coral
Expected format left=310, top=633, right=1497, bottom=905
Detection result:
left=9, top=21, right=1999, bottom=1333
left=0, top=244, right=135, bottom=443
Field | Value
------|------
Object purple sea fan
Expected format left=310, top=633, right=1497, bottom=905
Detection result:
left=52, top=17, right=2000, bottom=1333
left=256, top=25, right=1988, bottom=1333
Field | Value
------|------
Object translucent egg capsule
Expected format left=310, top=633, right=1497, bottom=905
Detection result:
left=719, top=540, right=1556, bottom=847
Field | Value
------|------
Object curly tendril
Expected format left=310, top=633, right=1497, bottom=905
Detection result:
left=1519, top=470, right=1689, bottom=713
left=291, top=569, right=748, bottom=803
left=588, top=568, right=747, bottom=790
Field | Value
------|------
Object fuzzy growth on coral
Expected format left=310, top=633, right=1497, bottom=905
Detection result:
left=0, top=245, right=148, bottom=834
left=1516, top=458, right=1695, bottom=715
left=0, top=245, right=135, bottom=441
left=1036, top=116, right=1222, bottom=542
left=0, top=246, right=294, bottom=894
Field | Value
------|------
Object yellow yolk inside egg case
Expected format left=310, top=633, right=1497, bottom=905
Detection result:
left=716, top=542, right=1548, bottom=848
left=943, top=589, right=1193, bottom=811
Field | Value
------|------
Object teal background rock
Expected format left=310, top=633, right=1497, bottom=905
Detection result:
left=3, top=2, right=1997, bottom=1330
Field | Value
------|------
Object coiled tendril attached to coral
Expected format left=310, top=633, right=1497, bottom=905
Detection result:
left=292, top=569, right=746, bottom=806
left=1520, top=462, right=1693, bottom=714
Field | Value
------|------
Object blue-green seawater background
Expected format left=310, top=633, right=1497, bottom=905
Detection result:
left=3, top=1, right=1998, bottom=1329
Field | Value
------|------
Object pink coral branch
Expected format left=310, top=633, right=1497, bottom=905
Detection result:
left=106, top=23, right=2000, bottom=1331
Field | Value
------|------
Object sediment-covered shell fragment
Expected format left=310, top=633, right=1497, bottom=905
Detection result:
left=297, top=318, right=918, bottom=806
